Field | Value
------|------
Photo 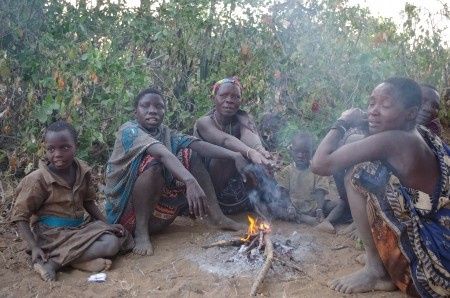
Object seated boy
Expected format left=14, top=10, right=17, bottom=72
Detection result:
left=11, top=121, right=133, bottom=281
left=276, top=132, right=346, bottom=233
left=104, top=88, right=248, bottom=256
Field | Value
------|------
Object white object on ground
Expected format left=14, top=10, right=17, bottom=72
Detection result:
left=88, top=272, right=107, bottom=283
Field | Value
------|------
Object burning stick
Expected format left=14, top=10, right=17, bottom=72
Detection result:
left=202, top=238, right=244, bottom=249
left=257, top=231, right=264, bottom=250
left=249, top=235, right=274, bottom=296
left=244, top=235, right=260, bottom=253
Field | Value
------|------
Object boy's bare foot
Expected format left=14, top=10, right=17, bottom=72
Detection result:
left=339, top=222, right=355, bottom=235
left=339, top=222, right=361, bottom=241
left=329, top=266, right=396, bottom=294
left=355, top=253, right=366, bottom=265
left=132, top=234, right=154, bottom=255
left=348, top=229, right=361, bottom=241
left=33, top=261, right=57, bottom=282
left=296, top=214, right=318, bottom=225
left=315, top=220, right=336, bottom=234
left=71, top=258, right=112, bottom=272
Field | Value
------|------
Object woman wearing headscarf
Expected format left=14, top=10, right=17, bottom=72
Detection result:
left=194, top=77, right=276, bottom=214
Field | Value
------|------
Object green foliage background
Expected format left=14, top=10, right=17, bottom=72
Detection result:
left=0, top=0, right=449, bottom=174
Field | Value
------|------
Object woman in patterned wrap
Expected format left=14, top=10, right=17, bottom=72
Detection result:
left=311, top=77, right=449, bottom=297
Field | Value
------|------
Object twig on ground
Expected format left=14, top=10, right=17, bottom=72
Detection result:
left=273, top=255, right=308, bottom=276
left=250, top=235, right=273, bottom=296
left=331, top=245, right=348, bottom=251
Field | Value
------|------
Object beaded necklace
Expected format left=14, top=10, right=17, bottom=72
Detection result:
left=212, top=111, right=233, bottom=135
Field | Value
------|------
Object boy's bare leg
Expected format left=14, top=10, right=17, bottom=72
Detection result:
left=296, top=213, right=318, bottom=225
left=190, top=153, right=245, bottom=231
left=316, top=220, right=335, bottom=233
left=316, top=200, right=337, bottom=233
left=325, top=199, right=346, bottom=223
left=74, top=234, right=121, bottom=262
left=316, top=200, right=346, bottom=234
left=34, top=234, right=121, bottom=279
left=70, top=234, right=120, bottom=271
left=131, top=165, right=164, bottom=255
left=329, top=173, right=395, bottom=294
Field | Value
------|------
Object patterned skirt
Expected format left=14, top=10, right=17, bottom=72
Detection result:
left=118, top=149, right=191, bottom=234
left=352, top=162, right=449, bottom=298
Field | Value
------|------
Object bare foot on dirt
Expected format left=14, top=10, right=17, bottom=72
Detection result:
left=33, top=261, right=57, bottom=282
left=348, top=229, right=360, bottom=241
left=356, top=253, right=366, bottom=265
left=315, top=220, right=336, bottom=234
left=329, top=266, right=396, bottom=294
left=338, top=222, right=360, bottom=241
left=133, top=234, right=154, bottom=255
left=338, top=222, right=355, bottom=235
left=71, top=258, right=112, bottom=272
left=295, top=214, right=318, bottom=225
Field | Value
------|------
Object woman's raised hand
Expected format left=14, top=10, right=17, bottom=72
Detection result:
left=248, top=149, right=276, bottom=169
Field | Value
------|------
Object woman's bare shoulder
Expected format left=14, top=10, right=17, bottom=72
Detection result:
left=196, top=115, right=213, bottom=127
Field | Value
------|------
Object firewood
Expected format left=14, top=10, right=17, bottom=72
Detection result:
left=250, top=235, right=273, bottom=296
left=244, top=235, right=259, bottom=253
left=202, top=238, right=244, bottom=249
left=257, top=231, right=264, bottom=250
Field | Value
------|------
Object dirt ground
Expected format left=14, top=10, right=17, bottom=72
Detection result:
left=0, top=214, right=408, bottom=298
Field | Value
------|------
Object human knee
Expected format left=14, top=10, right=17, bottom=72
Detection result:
left=101, top=234, right=121, bottom=257
left=335, top=199, right=346, bottom=209
left=190, top=155, right=209, bottom=177
left=143, top=163, right=163, bottom=179
left=136, top=164, right=164, bottom=187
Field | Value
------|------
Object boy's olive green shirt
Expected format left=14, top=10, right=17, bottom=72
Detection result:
left=276, top=163, right=329, bottom=215
left=11, top=158, right=96, bottom=224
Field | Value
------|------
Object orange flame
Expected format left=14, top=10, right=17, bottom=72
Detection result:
left=241, top=215, right=271, bottom=242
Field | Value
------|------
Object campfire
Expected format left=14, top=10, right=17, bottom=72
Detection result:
left=241, top=214, right=270, bottom=244
left=203, top=215, right=305, bottom=296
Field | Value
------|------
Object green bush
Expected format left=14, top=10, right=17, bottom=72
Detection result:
left=0, top=0, right=448, bottom=174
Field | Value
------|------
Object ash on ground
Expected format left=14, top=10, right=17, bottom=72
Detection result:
left=187, top=230, right=317, bottom=280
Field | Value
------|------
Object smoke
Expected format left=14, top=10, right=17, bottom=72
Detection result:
left=244, top=164, right=289, bottom=222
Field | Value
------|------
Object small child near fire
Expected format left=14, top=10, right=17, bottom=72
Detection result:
left=11, top=121, right=133, bottom=282
left=275, top=132, right=345, bottom=233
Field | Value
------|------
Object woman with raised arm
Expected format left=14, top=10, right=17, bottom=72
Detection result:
left=311, top=77, right=449, bottom=297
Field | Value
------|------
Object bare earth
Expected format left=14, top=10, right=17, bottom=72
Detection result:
left=0, top=214, right=407, bottom=298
